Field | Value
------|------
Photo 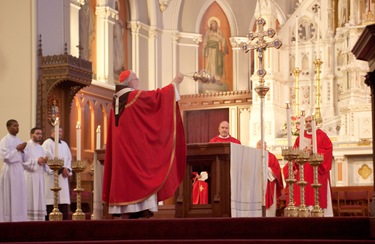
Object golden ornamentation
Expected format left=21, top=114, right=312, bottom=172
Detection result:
left=358, top=164, right=372, bottom=180
left=47, top=158, right=64, bottom=221
left=72, top=160, right=87, bottom=220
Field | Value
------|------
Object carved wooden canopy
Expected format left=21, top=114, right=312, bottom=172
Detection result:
left=36, top=37, right=92, bottom=142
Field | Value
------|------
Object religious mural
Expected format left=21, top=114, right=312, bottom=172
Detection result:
left=198, top=2, right=232, bottom=93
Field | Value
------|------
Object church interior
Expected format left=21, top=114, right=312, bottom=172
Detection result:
left=0, top=0, right=375, bottom=242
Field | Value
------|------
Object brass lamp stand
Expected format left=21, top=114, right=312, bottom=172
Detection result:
left=47, top=157, right=64, bottom=221
left=72, top=160, right=87, bottom=220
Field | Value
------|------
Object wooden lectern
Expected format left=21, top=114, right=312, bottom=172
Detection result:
left=175, top=143, right=231, bottom=218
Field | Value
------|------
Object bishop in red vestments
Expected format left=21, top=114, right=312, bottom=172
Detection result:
left=102, top=70, right=186, bottom=218
left=283, top=116, right=333, bottom=215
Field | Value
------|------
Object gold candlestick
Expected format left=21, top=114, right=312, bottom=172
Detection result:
left=47, top=157, right=64, bottom=221
left=72, top=160, right=87, bottom=220
left=309, top=153, right=324, bottom=217
left=295, top=150, right=310, bottom=217
left=281, top=146, right=300, bottom=217
left=313, top=58, right=323, bottom=124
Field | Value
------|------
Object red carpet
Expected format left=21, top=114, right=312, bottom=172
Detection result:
left=0, top=217, right=374, bottom=243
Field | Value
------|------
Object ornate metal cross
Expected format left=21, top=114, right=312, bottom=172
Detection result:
left=242, top=17, right=282, bottom=94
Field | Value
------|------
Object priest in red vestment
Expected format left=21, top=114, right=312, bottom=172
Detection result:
left=283, top=115, right=333, bottom=216
left=256, top=140, right=284, bottom=217
left=102, top=70, right=186, bottom=218
left=209, top=121, right=241, bottom=144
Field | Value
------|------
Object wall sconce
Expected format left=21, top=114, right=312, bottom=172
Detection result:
left=159, top=0, right=169, bottom=12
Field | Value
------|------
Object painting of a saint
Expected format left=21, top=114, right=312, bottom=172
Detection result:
left=203, top=17, right=228, bottom=83
left=49, top=98, right=60, bottom=125
left=199, top=3, right=232, bottom=94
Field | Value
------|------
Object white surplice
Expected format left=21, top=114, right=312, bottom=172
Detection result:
left=0, top=133, right=28, bottom=222
left=23, top=139, right=48, bottom=221
left=42, top=138, right=72, bottom=205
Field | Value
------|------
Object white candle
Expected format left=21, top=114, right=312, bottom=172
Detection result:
left=312, top=115, right=317, bottom=153
left=76, top=121, right=81, bottom=161
left=286, top=102, right=292, bottom=147
left=295, top=15, right=299, bottom=67
left=317, top=11, right=320, bottom=58
left=299, top=110, right=305, bottom=150
left=54, top=117, right=59, bottom=158
left=96, top=126, right=101, bottom=150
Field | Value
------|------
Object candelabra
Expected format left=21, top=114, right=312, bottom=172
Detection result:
left=295, top=150, right=311, bottom=217
left=72, top=160, right=87, bottom=220
left=309, top=153, right=324, bottom=217
left=47, top=157, right=64, bottom=221
left=281, top=147, right=300, bottom=217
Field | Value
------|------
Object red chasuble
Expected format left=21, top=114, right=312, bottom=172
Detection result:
left=209, top=135, right=241, bottom=144
left=283, top=129, right=333, bottom=208
left=265, top=151, right=283, bottom=208
left=102, top=83, right=186, bottom=206
left=192, top=180, right=208, bottom=204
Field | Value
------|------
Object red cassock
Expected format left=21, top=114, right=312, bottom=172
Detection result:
left=102, top=84, right=186, bottom=206
left=209, top=136, right=241, bottom=144
left=192, top=180, right=208, bottom=204
left=283, top=129, right=333, bottom=208
left=265, top=151, right=284, bottom=209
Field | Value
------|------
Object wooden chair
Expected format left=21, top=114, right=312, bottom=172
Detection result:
left=331, top=191, right=345, bottom=216
left=338, top=190, right=369, bottom=216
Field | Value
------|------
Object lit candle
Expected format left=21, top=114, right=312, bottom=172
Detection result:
left=312, top=115, right=317, bottom=153
left=76, top=121, right=81, bottom=161
left=299, top=110, right=305, bottom=150
left=295, top=15, right=299, bottom=67
left=54, top=117, right=59, bottom=158
left=96, top=126, right=101, bottom=150
left=286, top=102, right=292, bottom=147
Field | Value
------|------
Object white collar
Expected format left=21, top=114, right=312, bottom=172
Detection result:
left=114, top=87, right=133, bottom=115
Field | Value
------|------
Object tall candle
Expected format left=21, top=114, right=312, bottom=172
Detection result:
left=286, top=102, right=292, bottom=147
left=295, top=15, right=299, bottom=67
left=76, top=121, right=81, bottom=161
left=317, top=10, right=320, bottom=58
left=54, top=117, right=59, bottom=158
left=299, top=110, right=305, bottom=150
left=312, top=115, right=317, bottom=153
left=96, top=125, right=101, bottom=150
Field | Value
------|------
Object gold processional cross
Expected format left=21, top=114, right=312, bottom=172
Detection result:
left=241, top=17, right=282, bottom=217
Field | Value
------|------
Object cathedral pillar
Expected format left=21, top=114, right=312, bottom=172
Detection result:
left=148, top=28, right=158, bottom=89
left=69, top=0, right=81, bottom=57
left=95, top=3, right=117, bottom=83
left=128, top=21, right=141, bottom=76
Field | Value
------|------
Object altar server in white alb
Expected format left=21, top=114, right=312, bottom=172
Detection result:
left=23, top=127, right=48, bottom=221
left=0, top=119, right=28, bottom=222
left=42, top=127, right=72, bottom=220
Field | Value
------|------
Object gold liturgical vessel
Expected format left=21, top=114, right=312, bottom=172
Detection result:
left=309, top=152, right=324, bottom=217
left=72, top=160, right=87, bottom=220
left=47, top=157, right=64, bottom=221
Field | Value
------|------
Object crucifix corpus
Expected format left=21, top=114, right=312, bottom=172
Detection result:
left=241, top=17, right=282, bottom=217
